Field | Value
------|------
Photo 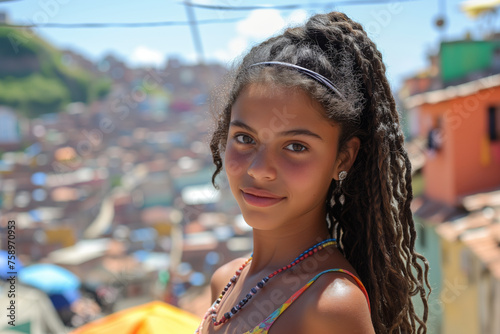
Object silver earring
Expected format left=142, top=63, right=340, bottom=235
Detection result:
left=337, top=171, right=347, bottom=205
left=338, top=170, right=347, bottom=185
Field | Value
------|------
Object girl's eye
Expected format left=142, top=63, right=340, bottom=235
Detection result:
left=234, top=134, right=254, bottom=145
left=285, top=143, right=308, bottom=153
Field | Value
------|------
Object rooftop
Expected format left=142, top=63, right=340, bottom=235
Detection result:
left=435, top=191, right=500, bottom=280
left=404, top=73, right=500, bottom=109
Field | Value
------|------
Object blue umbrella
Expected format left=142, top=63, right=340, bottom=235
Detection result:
left=18, top=264, right=80, bottom=294
left=0, top=250, right=23, bottom=280
left=49, top=289, right=81, bottom=310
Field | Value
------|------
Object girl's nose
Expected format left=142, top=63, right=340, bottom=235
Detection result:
left=247, top=146, right=277, bottom=181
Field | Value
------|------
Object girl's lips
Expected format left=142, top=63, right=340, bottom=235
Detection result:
left=241, top=190, right=285, bottom=207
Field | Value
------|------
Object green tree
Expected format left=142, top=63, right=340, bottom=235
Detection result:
left=0, top=27, right=111, bottom=117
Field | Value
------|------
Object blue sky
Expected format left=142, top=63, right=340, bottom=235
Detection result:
left=0, top=0, right=487, bottom=89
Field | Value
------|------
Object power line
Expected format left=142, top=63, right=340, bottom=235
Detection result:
left=181, top=0, right=417, bottom=11
left=0, top=0, right=419, bottom=29
left=0, top=17, right=243, bottom=29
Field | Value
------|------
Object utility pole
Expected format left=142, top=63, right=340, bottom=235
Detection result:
left=184, top=0, right=205, bottom=64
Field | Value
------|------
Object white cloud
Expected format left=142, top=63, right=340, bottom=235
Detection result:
left=212, top=9, right=312, bottom=64
left=237, top=9, right=285, bottom=40
left=211, top=36, right=248, bottom=64
left=286, top=9, right=309, bottom=26
left=130, top=46, right=164, bottom=68
left=228, top=36, right=249, bottom=57
left=212, top=49, right=230, bottom=64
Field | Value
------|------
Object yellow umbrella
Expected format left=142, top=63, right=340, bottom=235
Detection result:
left=461, top=0, right=500, bottom=18
left=71, top=301, right=201, bottom=334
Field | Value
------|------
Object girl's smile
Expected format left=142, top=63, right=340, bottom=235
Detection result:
left=240, top=188, right=286, bottom=207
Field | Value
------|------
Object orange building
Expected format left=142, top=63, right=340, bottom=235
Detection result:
left=400, top=34, right=500, bottom=334
left=405, top=74, right=500, bottom=206
left=403, top=63, right=500, bottom=334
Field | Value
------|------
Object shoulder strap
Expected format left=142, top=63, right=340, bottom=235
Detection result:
left=244, top=269, right=370, bottom=334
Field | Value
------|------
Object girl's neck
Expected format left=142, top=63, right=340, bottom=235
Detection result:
left=247, top=219, right=331, bottom=276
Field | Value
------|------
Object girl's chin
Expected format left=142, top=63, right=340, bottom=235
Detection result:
left=238, top=211, right=284, bottom=229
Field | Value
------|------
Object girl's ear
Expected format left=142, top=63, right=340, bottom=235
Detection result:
left=332, top=136, right=360, bottom=180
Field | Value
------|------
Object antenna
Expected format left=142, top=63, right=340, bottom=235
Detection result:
left=434, top=0, right=447, bottom=41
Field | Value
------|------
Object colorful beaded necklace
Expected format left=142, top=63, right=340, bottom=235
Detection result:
left=195, top=238, right=337, bottom=333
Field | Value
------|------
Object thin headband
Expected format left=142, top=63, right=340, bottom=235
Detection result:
left=248, top=61, right=346, bottom=101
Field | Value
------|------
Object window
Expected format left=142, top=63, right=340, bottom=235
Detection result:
left=488, top=106, right=500, bottom=141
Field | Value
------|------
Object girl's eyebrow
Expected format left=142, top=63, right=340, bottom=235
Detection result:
left=229, top=120, right=323, bottom=141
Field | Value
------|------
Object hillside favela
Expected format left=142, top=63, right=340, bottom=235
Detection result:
left=0, top=2, right=500, bottom=334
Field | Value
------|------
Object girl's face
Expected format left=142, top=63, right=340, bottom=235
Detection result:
left=224, top=83, right=348, bottom=232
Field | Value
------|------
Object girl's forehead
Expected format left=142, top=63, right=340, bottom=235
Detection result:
left=238, top=82, right=300, bottom=98
left=229, top=83, right=338, bottom=134
left=231, top=83, right=329, bottom=121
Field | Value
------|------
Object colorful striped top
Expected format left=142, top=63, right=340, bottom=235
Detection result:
left=243, top=268, right=370, bottom=334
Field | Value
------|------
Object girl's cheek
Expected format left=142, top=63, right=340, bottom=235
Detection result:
left=282, top=159, right=330, bottom=197
left=280, top=158, right=313, bottom=178
left=224, top=146, right=248, bottom=176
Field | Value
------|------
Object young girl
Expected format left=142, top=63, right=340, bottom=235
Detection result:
left=197, top=11, right=430, bottom=334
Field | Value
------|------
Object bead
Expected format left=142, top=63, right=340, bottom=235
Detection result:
left=199, top=238, right=337, bottom=332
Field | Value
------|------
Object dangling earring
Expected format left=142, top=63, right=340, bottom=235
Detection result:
left=337, top=171, right=347, bottom=205
left=326, top=214, right=332, bottom=230
left=327, top=171, right=347, bottom=232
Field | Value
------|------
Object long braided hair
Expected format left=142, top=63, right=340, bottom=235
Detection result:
left=209, top=11, right=430, bottom=334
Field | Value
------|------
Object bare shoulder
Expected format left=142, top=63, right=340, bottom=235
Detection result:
left=302, top=271, right=374, bottom=334
left=210, top=257, right=248, bottom=302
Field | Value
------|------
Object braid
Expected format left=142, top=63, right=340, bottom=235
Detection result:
left=209, top=11, right=430, bottom=333
left=310, top=13, right=430, bottom=333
